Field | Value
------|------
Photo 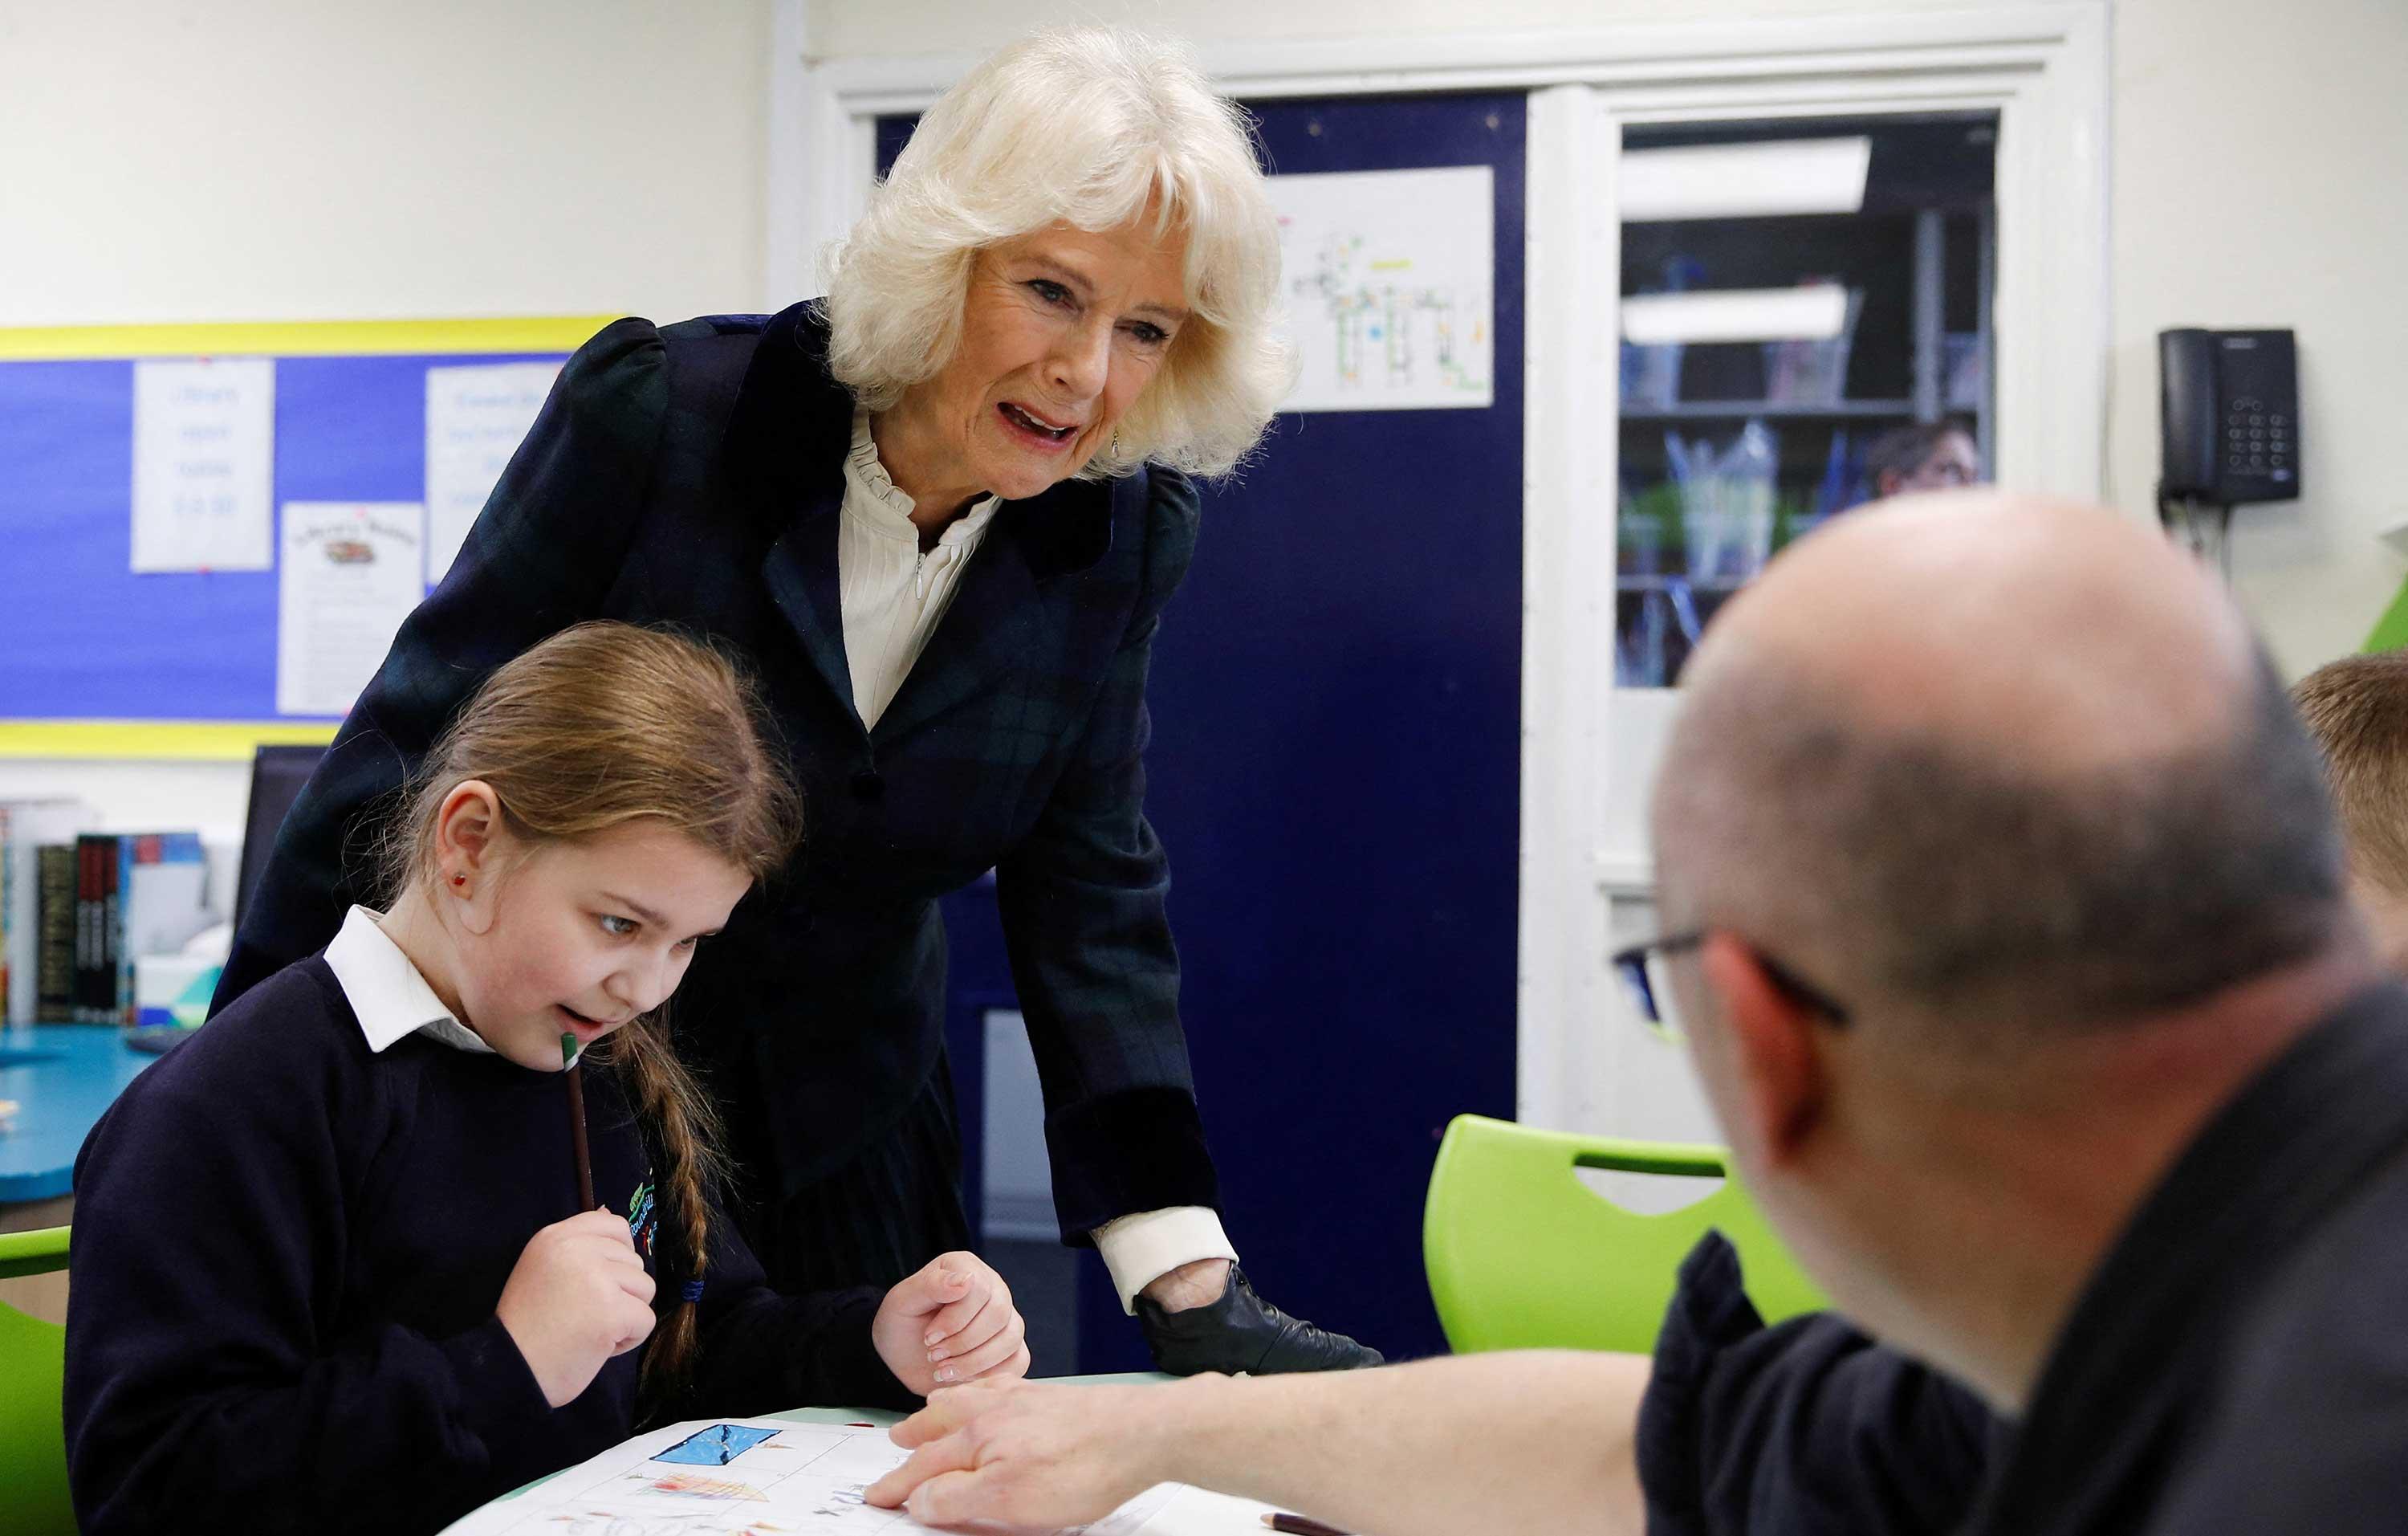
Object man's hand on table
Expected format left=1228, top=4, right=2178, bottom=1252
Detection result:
left=1138, top=1260, right=1384, bottom=1374
left=871, top=1250, right=1031, bottom=1395
left=866, top=1377, right=1172, bottom=1527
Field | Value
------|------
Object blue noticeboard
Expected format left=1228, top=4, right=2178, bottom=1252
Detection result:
left=0, top=323, right=599, bottom=739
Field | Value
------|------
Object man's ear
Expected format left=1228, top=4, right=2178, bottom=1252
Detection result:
left=1696, top=933, right=1828, bottom=1170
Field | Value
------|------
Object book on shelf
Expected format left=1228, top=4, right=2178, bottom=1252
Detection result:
left=116, top=833, right=214, bottom=1025
left=0, top=797, right=95, bottom=1025
left=36, top=845, right=76, bottom=1023
left=75, top=834, right=114, bottom=1024
left=69, top=830, right=215, bottom=1025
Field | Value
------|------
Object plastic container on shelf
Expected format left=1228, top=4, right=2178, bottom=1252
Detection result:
left=1620, top=341, right=1686, bottom=410
left=1761, top=287, right=1865, bottom=408
left=1943, top=332, right=1986, bottom=410
left=1668, top=420, right=1780, bottom=586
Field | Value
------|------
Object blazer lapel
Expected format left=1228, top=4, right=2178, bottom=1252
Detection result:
left=736, top=303, right=862, bottom=731
left=761, top=499, right=857, bottom=727
left=869, top=510, right=1042, bottom=748
left=869, top=469, right=1127, bottom=748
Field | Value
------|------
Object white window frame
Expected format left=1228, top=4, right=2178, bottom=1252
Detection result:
left=769, top=3, right=2112, bottom=1137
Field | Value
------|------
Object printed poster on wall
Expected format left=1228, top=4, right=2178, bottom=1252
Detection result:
left=1267, top=165, right=1495, bottom=413
left=424, top=361, right=559, bottom=585
left=277, top=502, right=425, bottom=717
left=129, top=357, right=275, bottom=571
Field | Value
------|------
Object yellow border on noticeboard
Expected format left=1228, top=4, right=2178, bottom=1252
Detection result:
left=0, top=316, right=613, bottom=757
left=0, top=721, right=342, bottom=762
left=0, top=316, right=620, bottom=362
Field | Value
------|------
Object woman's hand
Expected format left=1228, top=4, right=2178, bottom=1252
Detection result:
left=865, top=1379, right=1165, bottom=1526
left=494, top=1208, right=657, bottom=1408
left=871, top=1250, right=1031, bottom=1395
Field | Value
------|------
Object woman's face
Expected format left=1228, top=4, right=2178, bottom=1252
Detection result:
left=897, top=216, right=1192, bottom=503
left=1892, top=430, right=1981, bottom=495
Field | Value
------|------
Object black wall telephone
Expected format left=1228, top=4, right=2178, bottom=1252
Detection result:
left=2159, top=328, right=2301, bottom=507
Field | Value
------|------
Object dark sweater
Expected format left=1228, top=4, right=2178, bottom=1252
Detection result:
left=1637, top=984, right=2408, bottom=1536
left=1637, top=1235, right=2001, bottom=1535
left=64, top=957, right=909, bottom=1535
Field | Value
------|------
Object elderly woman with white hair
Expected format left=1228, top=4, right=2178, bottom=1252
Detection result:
left=218, top=26, right=1377, bottom=1377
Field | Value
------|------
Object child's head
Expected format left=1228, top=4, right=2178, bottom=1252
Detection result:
left=385, top=621, right=801, bottom=1072
left=384, top=621, right=799, bottom=1407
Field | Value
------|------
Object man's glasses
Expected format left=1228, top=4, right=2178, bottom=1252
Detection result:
left=1611, top=930, right=1853, bottom=1042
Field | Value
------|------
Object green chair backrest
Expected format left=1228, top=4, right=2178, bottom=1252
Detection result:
left=1424, top=1114, right=1825, bottom=1355
left=0, top=1226, right=74, bottom=1536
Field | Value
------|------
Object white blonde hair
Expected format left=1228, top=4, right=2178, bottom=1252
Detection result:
left=823, top=26, right=1293, bottom=481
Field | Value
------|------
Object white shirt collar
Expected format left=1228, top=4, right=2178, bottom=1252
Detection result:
left=843, top=408, right=1000, bottom=549
left=322, top=904, right=494, bottom=1056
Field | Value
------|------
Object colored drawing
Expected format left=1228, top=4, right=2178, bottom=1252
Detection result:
left=653, top=1424, right=782, bottom=1467
left=1267, top=166, right=1495, bottom=413
left=647, top=1472, right=770, bottom=1501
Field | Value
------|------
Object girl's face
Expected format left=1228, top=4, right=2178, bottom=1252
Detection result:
left=454, top=820, right=752, bottom=1072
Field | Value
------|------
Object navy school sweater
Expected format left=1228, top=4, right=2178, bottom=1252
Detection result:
left=63, top=957, right=911, bottom=1534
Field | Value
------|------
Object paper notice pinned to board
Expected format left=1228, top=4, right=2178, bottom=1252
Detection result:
left=425, top=361, right=559, bottom=585
left=1268, top=165, right=1495, bottom=412
left=131, top=357, right=275, bottom=571
left=277, top=502, right=425, bottom=717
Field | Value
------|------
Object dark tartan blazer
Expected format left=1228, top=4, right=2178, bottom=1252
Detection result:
left=214, top=301, right=1218, bottom=1238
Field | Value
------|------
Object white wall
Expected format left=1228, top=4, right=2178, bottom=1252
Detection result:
left=2105, top=0, right=2408, bottom=676
left=803, top=0, right=1976, bottom=55
left=0, top=0, right=772, bottom=327
left=0, top=0, right=774, bottom=841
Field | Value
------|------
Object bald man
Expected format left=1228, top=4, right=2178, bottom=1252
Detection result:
left=866, top=494, right=2408, bottom=1535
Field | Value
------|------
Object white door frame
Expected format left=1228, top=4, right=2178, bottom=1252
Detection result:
left=769, top=4, right=2113, bottom=1135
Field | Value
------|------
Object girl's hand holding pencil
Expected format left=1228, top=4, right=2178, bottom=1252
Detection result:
left=495, top=1209, right=659, bottom=1407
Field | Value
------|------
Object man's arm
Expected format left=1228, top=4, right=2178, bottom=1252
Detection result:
left=864, top=1352, right=1651, bottom=1536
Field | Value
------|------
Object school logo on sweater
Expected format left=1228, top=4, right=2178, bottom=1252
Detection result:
left=626, top=1179, right=657, bottom=1258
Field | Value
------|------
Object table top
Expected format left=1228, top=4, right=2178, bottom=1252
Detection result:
left=451, top=1373, right=1174, bottom=1530
left=0, top=1025, right=163, bottom=1204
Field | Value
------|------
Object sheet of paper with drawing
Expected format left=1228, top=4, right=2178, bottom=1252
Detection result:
left=438, top=1416, right=1295, bottom=1536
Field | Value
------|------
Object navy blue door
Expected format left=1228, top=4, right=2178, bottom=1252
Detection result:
left=893, top=90, right=1525, bottom=1369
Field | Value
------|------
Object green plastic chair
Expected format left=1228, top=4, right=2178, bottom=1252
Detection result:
left=0, top=1226, right=74, bottom=1536
left=1424, top=1114, right=1825, bottom=1355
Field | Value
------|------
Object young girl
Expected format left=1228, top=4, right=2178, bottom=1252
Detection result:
left=63, top=623, right=1031, bottom=1534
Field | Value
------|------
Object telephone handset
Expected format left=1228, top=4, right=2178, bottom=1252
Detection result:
left=2158, top=328, right=2300, bottom=506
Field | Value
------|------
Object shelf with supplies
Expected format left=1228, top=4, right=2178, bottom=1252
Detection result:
left=1621, top=399, right=1917, bottom=422
left=1614, top=112, right=1999, bottom=691
left=1615, top=573, right=1753, bottom=593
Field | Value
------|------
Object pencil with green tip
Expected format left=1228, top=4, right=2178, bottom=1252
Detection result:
left=562, top=1032, right=596, bottom=1212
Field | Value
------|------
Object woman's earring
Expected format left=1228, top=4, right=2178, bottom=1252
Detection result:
left=450, top=872, right=468, bottom=890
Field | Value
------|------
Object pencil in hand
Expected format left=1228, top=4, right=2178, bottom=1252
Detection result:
left=562, top=1032, right=596, bottom=1212
left=1263, top=1514, right=1357, bottom=1536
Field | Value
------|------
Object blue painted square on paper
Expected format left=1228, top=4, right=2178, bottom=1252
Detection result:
left=651, top=1423, right=780, bottom=1466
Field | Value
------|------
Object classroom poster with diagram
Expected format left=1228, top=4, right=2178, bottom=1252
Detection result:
left=275, top=501, right=425, bottom=717
left=1267, top=165, right=1495, bottom=412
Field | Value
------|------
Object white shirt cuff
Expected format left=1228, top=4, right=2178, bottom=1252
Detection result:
left=1092, top=1206, right=1241, bottom=1315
